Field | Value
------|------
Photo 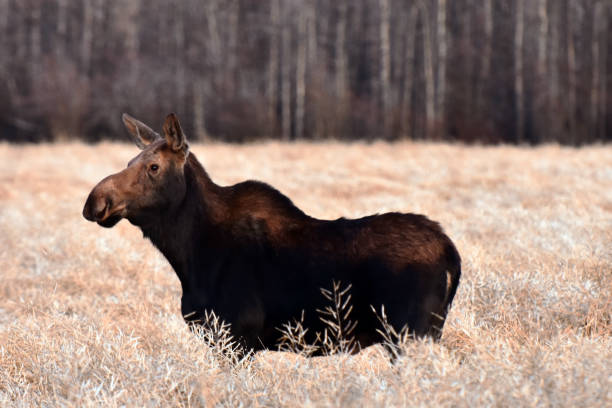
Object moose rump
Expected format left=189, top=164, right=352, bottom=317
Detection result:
left=83, top=113, right=461, bottom=352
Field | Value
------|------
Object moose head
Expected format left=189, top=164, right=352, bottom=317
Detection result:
left=83, top=113, right=190, bottom=228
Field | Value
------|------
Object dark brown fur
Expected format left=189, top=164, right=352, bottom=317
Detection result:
left=83, top=113, right=461, bottom=352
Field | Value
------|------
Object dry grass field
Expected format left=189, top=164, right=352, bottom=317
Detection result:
left=0, top=141, right=610, bottom=407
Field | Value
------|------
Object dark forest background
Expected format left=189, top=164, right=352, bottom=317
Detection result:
left=0, top=0, right=610, bottom=144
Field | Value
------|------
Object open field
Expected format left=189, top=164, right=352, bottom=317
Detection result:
left=0, top=141, right=610, bottom=407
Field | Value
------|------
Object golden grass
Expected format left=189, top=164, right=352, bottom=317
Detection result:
left=0, top=141, right=610, bottom=407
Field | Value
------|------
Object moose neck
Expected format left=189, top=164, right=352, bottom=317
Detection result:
left=140, top=153, right=228, bottom=291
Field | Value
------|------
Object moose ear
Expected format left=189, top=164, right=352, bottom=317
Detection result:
left=162, top=113, right=188, bottom=154
left=122, top=113, right=161, bottom=149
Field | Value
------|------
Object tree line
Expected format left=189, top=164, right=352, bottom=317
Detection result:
left=0, top=0, right=610, bottom=144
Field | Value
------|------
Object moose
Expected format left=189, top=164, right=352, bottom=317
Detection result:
left=83, top=113, right=461, bottom=353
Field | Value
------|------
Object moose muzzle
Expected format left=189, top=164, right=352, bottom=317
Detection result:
left=83, top=175, right=126, bottom=228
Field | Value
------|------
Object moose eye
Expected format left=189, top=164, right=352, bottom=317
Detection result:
left=150, top=164, right=159, bottom=172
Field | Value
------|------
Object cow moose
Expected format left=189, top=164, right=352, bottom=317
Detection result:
left=83, top=113, right=461, bottom=353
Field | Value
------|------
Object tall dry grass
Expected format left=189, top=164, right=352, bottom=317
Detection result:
left=0, top=141, right=610, bottom=407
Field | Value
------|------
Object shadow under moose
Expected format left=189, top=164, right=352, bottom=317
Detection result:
left=83, top=113, right=461, bottom=355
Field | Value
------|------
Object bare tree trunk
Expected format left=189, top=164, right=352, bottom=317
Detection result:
left=477, top=0, right=493, bottom=115
left=204, top=0, right=221, bottom=64
left=418, top=1, right=435, bottom=139
left=514, top=0, right=524, bottom=143
left=119, top=0, right=140, bottom=86
left=158, top=4, right=168, bottom=55
left=16, top=3, right=26, bottom=61
left=0, top=0, right=9, bottom=85
left=267, top=0, right=280, bottom=135
left=591, top=1, right=604, bottom=140
left=379, top=0, right=391, bottom=135
left=92, top=0, right=105, bottom=62
left=296, top=9, right=307, bottom=139
left=307, top=0, right=317, bottom=139
left=462, top=0, right=473, bottom=118
left=402, top=4, right=417, bottom=139
left=0, top=0, right=8, bottom=58
left=333, top=2, right=348, bottom=139
left=536, top=0, right=549, bottom=142
left=335, top=2, right=348, bottom=104
left=194, top=79, right=209, bottom=142
left=2, top=0, right=19, bottom=103
left=566, top=0, right=577, bottom=144
left=281, top=13, right=292, bottom=141
left=537, top=0, right=548, bottom=79
left=81, top=0, right=94, bottom=74
left=173, top=1, right=185, bottom=115
left=436, top=0, right=447, bottom=137
left=227, top=0, right=239, bottom=74
left=549, top=0, right=560, bottom=139
left=319, top=2, right=329, bottom=64
left=226, top=0, right=239, bottom=96
left=30, top=4, right=41, bottom=76
left=599, top=4, right=608, bottom=140
left=307, top=0, right=317, bottom=64
left=56, top=0, right=68, bottom=54
left=124, top=1, right=139, bottom=60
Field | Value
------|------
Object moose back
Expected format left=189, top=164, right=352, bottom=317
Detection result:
left=83, top=113, right=461, bottom=351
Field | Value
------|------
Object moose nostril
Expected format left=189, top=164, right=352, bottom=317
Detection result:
left=95, top=199, right=111, bottom=220
left=95, top=206, right=107, bottom=220
left=84, top=197, right=109, bottom=222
